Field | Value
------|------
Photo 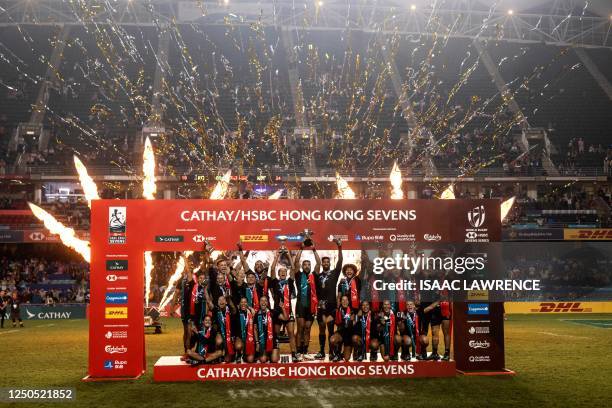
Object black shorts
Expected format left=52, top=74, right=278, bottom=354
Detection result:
left=273, top=308, right=295, bottom=324
left=295, top=304, right=314, bottom=321
left=256, top=338, right=279, bottom=356
left=336, top=328, right=353, bottom=346
left=399, top=320, right=417, bottom=337
left=317, top=302, right=337, bottom=320
left=417, top=306, right=442, bottom=335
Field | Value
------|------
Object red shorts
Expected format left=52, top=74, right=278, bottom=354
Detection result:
left=440, top=301, right=451, bottom=319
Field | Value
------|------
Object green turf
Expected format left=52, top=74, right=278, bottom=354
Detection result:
left=0, top=314, right=611, bottom=408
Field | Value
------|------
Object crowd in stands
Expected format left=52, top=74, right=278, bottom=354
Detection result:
left=0, top=249, right=89, bottom=305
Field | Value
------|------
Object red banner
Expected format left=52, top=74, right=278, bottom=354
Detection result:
left=86, top=199, right=503, bottom=380
left=154, top=357, right=456, bottom=381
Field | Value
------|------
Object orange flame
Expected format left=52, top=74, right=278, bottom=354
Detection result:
left=501, top=196, right=516, bottom=222
left=268, top=189, right=283, bottom=200
left=390, top=161, right=404, bottom=199
left=143, top=137, right=156, bottom=200
left=336, top=172, right=356, bottom=199
left=439, top=184, right=455, bottom=199
left=73, top=155, right=100, bottom=208
left=159, top=251, right=193, bottom=309
left=28, top=202, right=90, bottom=262
left=209, top=170, right=232, bottom=199
left=144, top=251, right=153, bottom=308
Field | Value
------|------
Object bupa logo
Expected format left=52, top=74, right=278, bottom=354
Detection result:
left=531, top=302, right=590, bottom=313
left=468, top=205, right=486, bottom=228
left=467, top=303, right=489, bottom=315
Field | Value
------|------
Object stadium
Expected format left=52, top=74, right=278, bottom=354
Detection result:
left=0, top=0, right=610, bottom=407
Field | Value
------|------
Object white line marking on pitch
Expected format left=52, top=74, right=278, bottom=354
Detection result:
left=0, top=330, right=19, bottom=335
left=537, top=331, right=590, bottom=339
left=299, top=380, right=333, bottom=408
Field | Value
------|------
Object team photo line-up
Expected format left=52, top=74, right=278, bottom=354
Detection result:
left=176, top=238, right=452, bottom=366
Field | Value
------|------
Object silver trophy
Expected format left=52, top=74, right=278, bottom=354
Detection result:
left=300, top=229, right=314, bottom=247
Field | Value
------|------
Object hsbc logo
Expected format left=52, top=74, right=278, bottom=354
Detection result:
left=29, top=232, right=46, bottom=241
left=468, top=205, right=486, bottom=228
left=466, top=231, right=477, bottom=239
left=106, top=274, right=128, bottom=282
left=469, top=340, right=490, bottom=349
left=193, top=235, right=216, bottom=243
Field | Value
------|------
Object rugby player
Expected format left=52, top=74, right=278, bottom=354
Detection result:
left=330, top=294, right=355, bottom=362
left=269, top=246, right=300, bottom=362
left=353, top=301, right=380, bottom=362
left=378, top=300, right=400, bottom=361
left=179, top=257, right=210, bottom=358
left=233, top=297, right=256, bottom=363
left=213, top=295, right=237, bottom=363
left=314, top=238, right=343, bottom=360
left=293, top=241, right=321, bottom=358
left=186, top=315, right=224, bottom=365
left=254, top=296, right=279, bottom=363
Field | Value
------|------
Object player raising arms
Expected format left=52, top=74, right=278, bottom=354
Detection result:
left=244, top=271, right=264, bottom=311
left=293, top=240, right=321, bottom=358
left=269, top=244, right=300, bottom=362
left=186, top=315, right=224, bottom=365
left=314, top=238, right=343, bottom=360
left=237, top=242, right=272, bottom=301
left=233, top=297, right=256, bottom=363
left=329, top=294, right=355, bottom=362
left=378, top=300, right=401, bottom=361
left=179, top=254, right=210, bottom=358
left=254, top=296, right=279, bottom=363
left=212, top=295, right=237, bottom=363
left=353, top=301, right=380, bottom=362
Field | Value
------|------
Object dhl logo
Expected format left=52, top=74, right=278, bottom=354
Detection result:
left=105, top=307, right=128, bottom=319
left=530, top=302, right=592, bottom=313
left=564, top=229, right=612, bottom=240
left=239, top=235, right=268, bottom=242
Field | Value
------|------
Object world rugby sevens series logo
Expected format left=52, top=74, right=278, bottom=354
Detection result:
left=468, top=205, right=486, bottom=228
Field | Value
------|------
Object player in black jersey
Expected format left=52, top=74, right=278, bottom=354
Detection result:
left=293, top=241, right=321, bottom=358
left=254, top=296, right=279, bottom=363
left=353, top=301, right=380, bottom=361
left=416, top=298, right=443, bottom=361
left=269, top=245, right=300, bottom=362
left=229, top=269, right=247, bottom=308
left=329, top=294, right=355, bottom=362
left=244, top=271, right=264, bottom=311
left=186, top=315, right=224, bottom=365
left=337, top=263, right=361, bottom=310
left=378, top=300, right=401, bottom=361
left=314, top=238, right=343, bottom=360
left=237, top=241, right=273, bottom=299
left=398, top=300, right=418, bottom=361
left=212, top=295, right=237, bottom=363
left=180, top=259, right=210, bottom=357
left=233, top=297, right=256, bottom=363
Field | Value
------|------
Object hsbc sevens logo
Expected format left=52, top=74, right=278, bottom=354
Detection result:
left=468, top=205, right=486, bottom=228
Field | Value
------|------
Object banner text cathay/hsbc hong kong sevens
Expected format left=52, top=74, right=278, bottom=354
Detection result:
left=87, top=199, right=502, bottom=380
